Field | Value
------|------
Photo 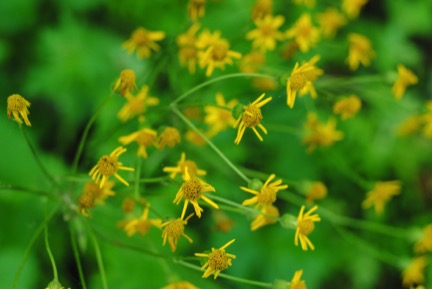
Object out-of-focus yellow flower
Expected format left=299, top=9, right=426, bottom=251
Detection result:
left=295, top=205, right=321, bottom=251
left=118, top=128, right=157, bottom=159
left=195, top=239, right=236, bottom=279
left=305, top=181, right=327, bottom=203
left=78, top=189, right=96, bottom=218
left=118, top=85, right=159, bottom=122
left=188, top=0, right=206, bottom=22
left=163, top=281, right=198, bottom=289
left=83, top=181, right=115, bottom=205
left=347, top=33, right=374, bottom=70
left=246, top=14, right=285, bottom=52
left=397, top=115, right=422, bottom=137
left=280, top=41, right=299, bottom=60
left=234, top=93, right=272, bottom=144
left=157, top=127, right=181, bottom=149
left=161, top=213, right=194, bottom=252
left=122, top=205, right=163, bottom=236
left=7, top=94, right=31, bottom=126
left=317, top=8, right=347, bottom=38
left=415, top=224, right=432, bottom=254
left=342, top=0, right=368, bottom=19
left=303, top=113, right=344, bottom=152
left=213, top=210, right=235, bottom=232
left=422, top=103, right=432, bottom=138
left=177, top=24, right=201, bottom=74
left=362, top=181, right=401, bottom=214
left=241, top=174, right=288, bottom=207
left=123, top=27, right=165, bottom=59
left=185, top=129, right=207, bottom=147
left=285, top=13, right=320, bottom=52
left=251, top=204, right=279, bottom=231
left=113, top=69, right=137, bottom=97
left=251, top=0, right=273, bottom=20
left=204, top=93, right=239, bottom=138
left=239, top=50, right=266, bottom=73
left=290, top=270, right=307, bottom=288
left=252, top=77, right=279, bottom=91
left=293, top=0, right=315, bottom=7
left=402, top=256, right=428, bottom=288
left=392, top=64, right=418, bottom=100
left=333, top=95, right=362, bottom=120
left=163, top=152, right=207, bottom=180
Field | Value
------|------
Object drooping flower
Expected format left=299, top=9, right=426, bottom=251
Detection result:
left=204, top=92, right=239, bottom=138
left=78, top=189, right=96, bottom=218
left=161, top=213, right=194, bottom=252
left=305, top=181, right=327, bottom=203
left=83, top=181, right=115, bottom=205
left=123, top=27, right=165, bottom=59
left=362, top=181, right=401, bottom=214
left=177, top=24, right=201, bottom=74
left=317, top=8, right=347, bottom=38
left=157, top=127, right=181, bottom=149
left=333, top=95, right=362, bottom=120
left=113, top=69, right=137, bottom=97
left=119, top=128, right=157, bottom=159
left=195, top=239, right=236, bottom=279
left=414, top=224, right=432, bottom=254
left=241, top=174, right=288, bottom=207
left=162, top=281, right=198, bottom=289
left=342, top=0, right=368, bottom=19
left=7, top=94, right=31, bottom=126
left=163, top=152, right=207, bottom=180
left=122, top=205, right=162, bottom=236
left=285, top=13, right=320, bottom=52
left=392, top=64, right=418, bottom=100
left=347, top=33, right=374, bottom=71
left=246, top=14, right=285, bottom=52
left=295, top=205, right=321, bottom=251
left=290, top=270, right=307, bottom=288
left=188, top=0, right=206, bottom=22
left=251, top=204, right=280, bottom=231
left=251, top=0, right=273, bottom=20
left=89, top=146, right=134, bottom=188
left=402, top=256, right=428, bottom=288
left=233, top=93, right=272, bottom=144
left=173, top=167, right=218, bottom=219
left=302, top=113, right=344, bottom=152
left=118, top=85, right=159, bottom=122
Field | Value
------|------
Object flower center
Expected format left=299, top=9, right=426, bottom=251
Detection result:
left=136, top=219, right=152, bottom=235
left=212, top=44, right=228, bottom=61
left=258, top=186, right=277, bottom=206
left=136, top=131, right=156, bottom=146
left=164, top=219, right=185, bottom=239
left=127, top=98, right=145, bottom=114
left=159, top=128, right=181, bottom=147
left=120, top=69, right=136, bottom=84
left=78, top=191, right=95, bottom=211
left=97, top=156, right=119, bottom=176
left=260, top=24, right=275, bottom=37
left=182, top=178, right=203, bottom=201
left=181, top=46, right=197, bottom=58
left=242, top=105, right=263, bottom=127
left=298, top=219, right=315, bottom=235
left=290, top=73, right=307, bottom=91
left=208, top=249, right=231, bottom=271
left=133, top=29, right=150, bottom=46
left=7, top=95, right=27, bottom=111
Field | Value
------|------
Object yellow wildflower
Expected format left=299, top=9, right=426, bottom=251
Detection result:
left=7, top=94, right=31, bottom=126
left=83, top=181, right=115, bottom=205
left=157, top=127, right=181, bottom=149
left=161, top=213, right=194, bottom=252
left=392, top=64, right=418, bottom=100
left=362, top=181, right=401, bottom=214
left=303, top=114, right=343, bottom=152
left=177, top=24, right=201, bottom=74
left=234, top=93, right=272, bottom=144
left=118, top=85, right=159, bottom=122
left=295, top=205, right=321, bottom=251
left=317, top=8, right=347, bottom=38
left=123, top=205, right=162, bottom=236
left=305, top=181, right=327, bottom=203
left=173, top=167, right=218, bottom=219
left=293, top=0, right=315, bottom=7
left=163, top=281, right=198, bottom=289
left=185, top=129, right=207, bottom=147
left=241, top=174, right=288, bottom=207
left=195, top=239, right=236, bottom=279
left=347, top=33, right=374, bottom=70
left=246, top=14, right=285, bottom=52
left=204, top=92, right=239, bottom=138
left=119, top=128, right=157, bottom=159
left=251, top=0, right=273, bottom=20
left=286, top=55, right=323, bottom=108
left=163, top=152, right=207, bottom=180
left=290, top=270, right=306, bottom=288
left=213, top=211, right=235, bottom=233
left=285, top=13, right=320, bottom=52
left=196, top=29, right=222, bottom=49
left=89, top=146, right=134, bottom=188
left=333, top=95, right=362, bottom=120
left=78, top=190, right=96, bottom=218
left=123, top=27, right=165, bottom=59
left=397, top=115, right=422, bottom=137
left=188, top=0, right=205, bottom=22
left=122, top=197, right=136, bottom=214
left=251, top=204, right=280, bottom=231
left=252, top=77, right=279, bottom=91
left=113, top=69, right=137, bottom=97
left=342, top=0, right=368, bottom=19
left=415, top=224, right=432, bottom=254
left=239, top=50, right=266, bottom=74
left=402, top=256, right=428, bottom=288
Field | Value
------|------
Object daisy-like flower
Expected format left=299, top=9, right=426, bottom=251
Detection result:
left=157, top=127, right=181, bottom=149
left=286, top=56, right=323, bottom=108
left=293, top=0, right=315, bottom=7
left=89, top=146, right=134, bottom=188
left=119, top=128, right=157, bottom=159
left=118, top=85, right=159, bottom=122
left=285, top=13, right=320, bottom=53
left=302, top=114, right=344, bottom=152
left=163, top=152, right=207, bottom=180
left=317, top=8, right=347, bottom=38
left=239, top=50, right=266, bottom=74
left=333, top=95, right=362, bottom=120
left=241, top=174, right=288, bottom=207
left=161, top=213, right=194, bottom=252
left=305, top=181, right=327, bottom=203
left=195, top=239, right=236, bottom=279
left=234, top=93, right=272, bottom=144
left=188, top=0, right=205, bottom=22
left=122, top=205, right=162, bottom=236
left=402, top=256, right=428, bottom=288
left=113, top=69, right=137, bottom=97
left=78, top=189, right=96, bottom=218
left=123, top=27, right=165, bottom=59
left=177, top=24, right=201, bottom=74
left=251, top=204, right=280, bottom=231
left=162, top=281, right=198, bottom=289
left=204, top=93, right=239, bottom=138
left=246, top=14, right=285, bottom=52
left=83, top=181, right=115, bottom=205
left=185, top=129, right=207, bottom=147
left=295, top=205, right=321, bottom=251
left=290, top=270, right=306, bottom=288
left=7, top=94, right=31, bottom=126
left=342, top=0, right=368, bottom=19
left=174, top=167, right=218, bottom=219
left=362, top=181, right=401, bottom=214
left=392, top=64, right=418, bottom=100
left=347, top=33, right=374, bottom=71
left=414, top=224, right=432, bottom=254
left=251, top=0, right=273, bottom=20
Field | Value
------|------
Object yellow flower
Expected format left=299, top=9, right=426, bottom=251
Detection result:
left=78, top=189, right=96, bottom=218
left=118, top=85, right=159, bottom=122
left=162, top=281, right=198, bottom=289
left=213, top=210, right=235, bottom=233
left=362, top=181, right=401, bottom=214
left=402, top=256, right=428, bottom=288
left=7, top=94, right=31, bottom=126
left=113, top=69, right=137, bottom=97
left=392, top=64, right=418, bottom=100
left=173, top=167, right=218, bottom=219
left=286, top=55, right=323, bottom=108
left=285, top=13, right=320, bottom=52
left=347, top=33, right=374, bottom=71
left=123, top=205, right=162, bottom=236
left=241, top=174, right=288, bottom=207
left=195, top=239, right=236, bottom=279
left=397, top=115, right=422, bottom=137
left=252, top=77, right=279, bottom=91
left=196, top=29, right=223, bottom=49
left=239, top=50, right=266, bottom=74
left=290, top=270, right=306, bottom=288
left=342, top=0, right=368, bottom=19
left=204, top=92, right=239, bottom=138
left=83, top=181, right=115, bottom=205
left=302, top=114, right=344, bottom=152
left=295, top=205, right=321, bottom=251
left=177, top=24, right=201, bottom=74
left=119, top=128, right=157, bottom=159
left=415, top=224, right=432, bottom=254
left=234, top=93, right=272, bottom=144
left=293, top=0, right=315, bottom=7
left=185, top=129, right=207, bottom=147
left=251, top=0, right=273, bottom=20
left=422, top=104, right=432, bottom=138
left=89, top=146, right=134, bottom=188
left=157, top=127, right=181, bottom=149
left=333, top=95, right=362, bottom=120
left=246, top=14, right=285, bottom=52
left=251, top=204, right=280, bottom=231
left=163, top=152, right=207, bottom=180
left=188, top=0, right=205, bottom=22
left=122, top=197, right=136, bottom=214
left=161, top=213, right=194, bottom=252
left=123, top=27, right=165, bottom=59
left=305, top=181, right=327, bottom=203
left=317, top=8, right=347, bottom=38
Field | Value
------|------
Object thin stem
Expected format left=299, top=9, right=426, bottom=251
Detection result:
left=84, top=220, right=108, bottom=289
left=69, top=224, right=87, bottom=289
left=139, top=176, right=170, bottom=184
left=206, top=193, right=260, bottom=216
left=0, top=184, right=52, bottom=198
left=172, top=107, right=250, bottom=183
left=44, top=223, right=58, bottom=281
left=20, top=125, right=58, bottom=186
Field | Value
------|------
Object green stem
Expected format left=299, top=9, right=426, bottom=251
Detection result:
left=20, top=125, right=58, bottom=186
left=72, top=94, right=113, bottom=174
left=172, top=107, right=250, bottom=183
left=206, top=193, right=260, bottom=216
left=69, top=224, right=87, bottom=289
left=85, top=220, right=108, bottom=289
left=0, top=184, right=52, bottom=198
left=44, top=223, right=58, bottom=281
left=139, top=176, right=170, bottom=183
